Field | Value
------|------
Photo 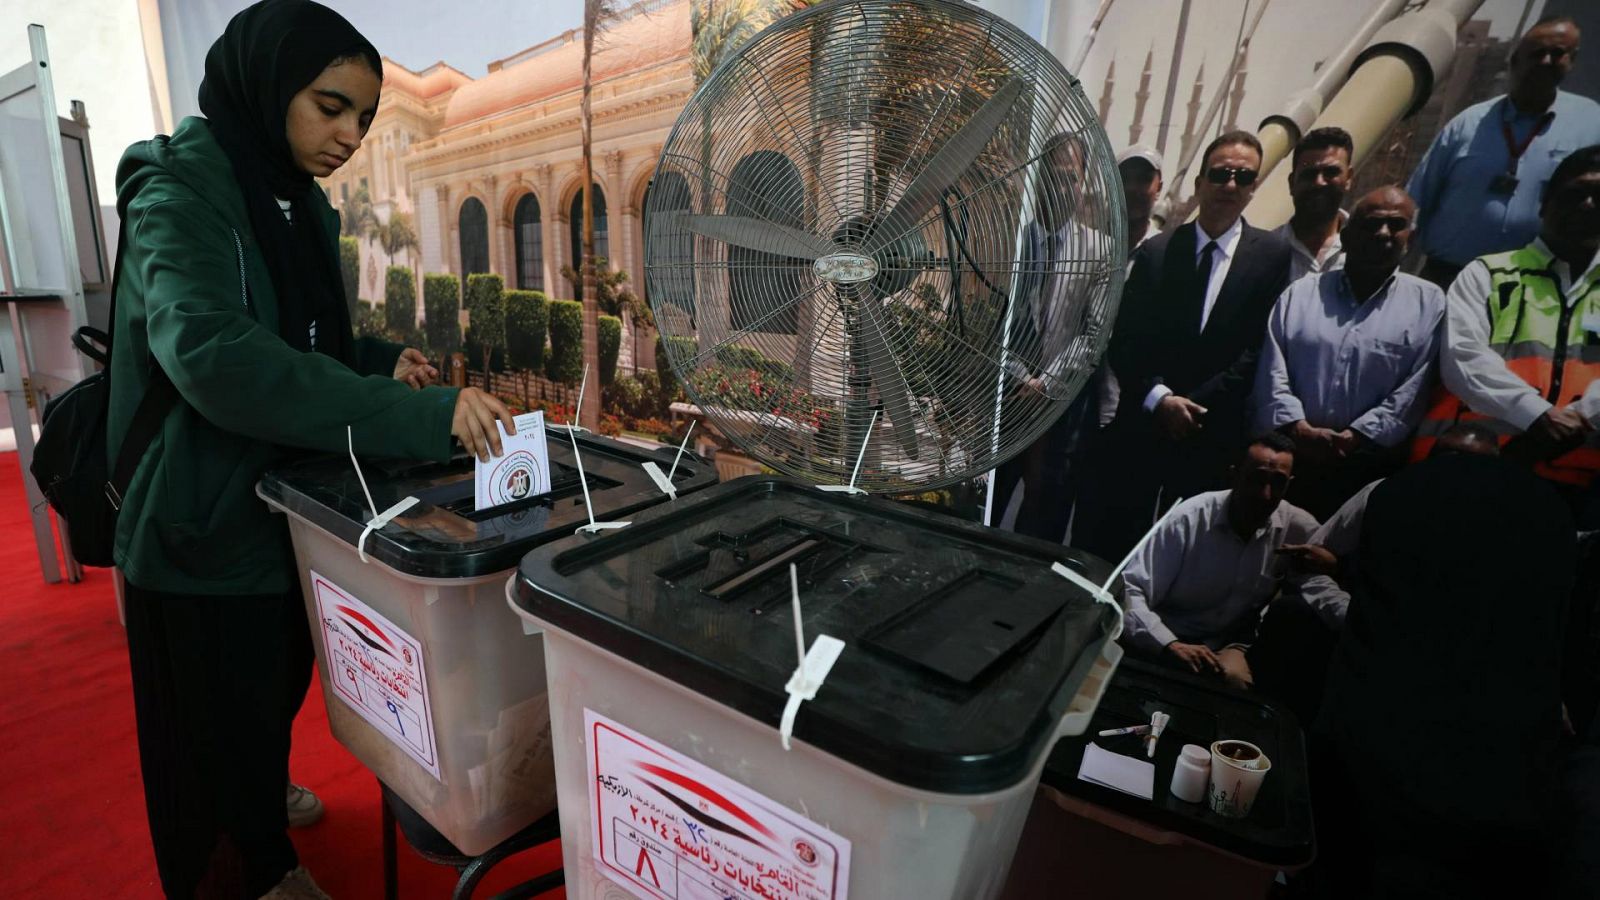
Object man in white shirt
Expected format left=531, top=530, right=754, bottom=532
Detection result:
left=1412, top=144, right=1600, bottom=512
left=1120, top=432, right=1318, bottom=690
left=1271, top=127, right=1353, bottom=282
left=994, top=133, right=1117, bottom=542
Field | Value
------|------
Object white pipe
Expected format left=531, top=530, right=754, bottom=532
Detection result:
left=1070, top=0, right=1118, bottom=73
left=1164, top=0, right=1274, bottom=204
left=1245, top=0, right=1489, bottom=229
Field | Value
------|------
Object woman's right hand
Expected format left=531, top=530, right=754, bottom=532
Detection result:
left=452, top=387, right=516, bottom=461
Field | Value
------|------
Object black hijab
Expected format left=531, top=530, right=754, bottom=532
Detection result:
left=198, top=0, right=380, bottom=365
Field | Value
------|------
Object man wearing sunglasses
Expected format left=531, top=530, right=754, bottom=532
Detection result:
left=1252, top=186, right=1446, bottom=519
left=1077, top=130, right=1292, bottom=562
left=1407, top=16, right=1600, bottom=289
left=1119, top=432, right=1316, bottom=689
left=1274, top=127, right=1354, bottom=282
left=1416, top=144, right=1600, bottom=510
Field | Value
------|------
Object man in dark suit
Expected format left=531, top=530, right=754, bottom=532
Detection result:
left=1075, top=130, right=1293, bottom=561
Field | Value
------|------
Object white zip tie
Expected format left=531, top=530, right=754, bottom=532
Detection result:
left=549, top=364, right=593, bottom=435
left=1051, top=496, right=1187, bottom=643
left=359, top=497, right=420, bottom=564
left=348, top=426, right=377, bottom=519
left=791, top=564, right=805, bottom=668
left=568, top=416, right=629, bottom=535
left=641, top=462, right=676, bottom=499
left=667, top=420, right=696, bottom=481
left=816, top=409, right=878, bottom=495
left=779, top=563, right=844, bottom=751
left=347, top=425, right=419, bottom=564
left=641, top=421, right=698, bottom=500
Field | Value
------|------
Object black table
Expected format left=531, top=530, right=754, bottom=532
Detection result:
left=1001, top=657, right=1315, bottom=899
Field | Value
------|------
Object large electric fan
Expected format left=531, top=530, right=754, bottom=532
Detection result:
left=645, top=0, right=1126, bottom=493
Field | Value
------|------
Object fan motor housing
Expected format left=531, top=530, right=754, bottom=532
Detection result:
left=813, top=253, right=879, bottom=284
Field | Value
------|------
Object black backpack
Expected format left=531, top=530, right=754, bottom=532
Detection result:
left=29, top=220, right=178, bottom=567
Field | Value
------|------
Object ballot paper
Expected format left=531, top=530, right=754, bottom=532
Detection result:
left=1077, top=742, right=1156, bottom=800
left=474, top=411, right=551, bottom=511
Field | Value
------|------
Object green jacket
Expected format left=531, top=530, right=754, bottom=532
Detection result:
left=109, top=117, right=459, bottom=594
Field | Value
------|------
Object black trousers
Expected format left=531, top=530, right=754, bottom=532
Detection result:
left=993, top=385, right=1100, bottom=544
left=1072, top=418, right=1237, bottom=563
left=124, top=578, right=315, bottom=899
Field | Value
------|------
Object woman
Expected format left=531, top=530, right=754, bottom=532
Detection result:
left=107, top=2, right=512, bottom=896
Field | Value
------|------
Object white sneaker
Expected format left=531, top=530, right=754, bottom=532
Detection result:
left=286, top=783, right=324, bottom=828
left=259, top=866, right=332, bottom=900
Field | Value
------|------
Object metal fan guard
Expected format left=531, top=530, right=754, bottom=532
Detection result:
left=645, top=0, right=1127, bottom=494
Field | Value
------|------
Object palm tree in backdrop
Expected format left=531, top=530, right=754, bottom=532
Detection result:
left=577, top=0, right=624, bottom=429
left=376, top=210, right=419, bottom=270
left=339, top=184, right=379, bottom=238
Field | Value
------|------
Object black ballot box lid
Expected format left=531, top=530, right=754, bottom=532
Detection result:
left=513, top=475, right=1118, bottom=795
left=258, top=429, right=716, bottom=578
left=1040, top=657, right=1316, bottom=866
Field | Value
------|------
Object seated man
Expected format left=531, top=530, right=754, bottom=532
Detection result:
left=1119, top=432, right=1317, bottom=690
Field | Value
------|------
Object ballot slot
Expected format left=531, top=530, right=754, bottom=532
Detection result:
left=410, top=460, right=622, bottom=522
left=653, top=517, right=872, bottom=607
left=862, top=570, right=1068, bottom=685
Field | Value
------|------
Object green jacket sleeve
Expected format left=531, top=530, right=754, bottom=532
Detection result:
left=352, top=336, right=406, bottom=377
left=129, top=194, right=459, bottom=461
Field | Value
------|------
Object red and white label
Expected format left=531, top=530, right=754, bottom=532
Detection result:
left=312, top=571, right=439, bottom=780
left=586, top=709, right=850, bottom=900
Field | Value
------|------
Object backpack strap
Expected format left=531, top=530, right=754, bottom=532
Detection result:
left=97, top=207, right=180, bottom=511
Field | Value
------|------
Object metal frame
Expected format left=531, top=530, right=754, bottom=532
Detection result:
left=0, top=25, right=95, bottom=583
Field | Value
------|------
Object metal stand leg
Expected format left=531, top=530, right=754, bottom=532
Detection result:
left=57, top=512, right=82, bottom=582
left=6, top=386, right=60, bottom=583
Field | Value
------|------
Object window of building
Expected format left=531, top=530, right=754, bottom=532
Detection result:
left=514, top=193, right=543, bottom=292
left=459, top=197, right=490, bottom=277
left=642, top=171, right=692, bottom=313
left=568, top=185, right=608, bottom=300
left=727, top=151, right=802, bottom=334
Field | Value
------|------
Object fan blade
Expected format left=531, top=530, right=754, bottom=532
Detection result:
left=869, top=79, right=1025, bottom=249
left=858, top=300, right=920, bottom=459
left=681, top=214, right=834, bottom=260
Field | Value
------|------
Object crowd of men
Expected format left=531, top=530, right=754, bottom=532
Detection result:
left=1003, top=15, right=1600, bottom=896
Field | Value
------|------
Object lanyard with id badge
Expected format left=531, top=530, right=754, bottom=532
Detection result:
left=1492, top=105, right=1557, bottom=195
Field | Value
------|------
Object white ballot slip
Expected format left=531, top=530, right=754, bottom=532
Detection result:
left=474, top=411, right=552, bottom=511
left=1077, top=742, right=1155, bottom=800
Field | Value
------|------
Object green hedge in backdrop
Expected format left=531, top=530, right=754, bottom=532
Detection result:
left=339, top=236, right=360, bottom=316
left=598, top=315, right=622, bottom=385
left=546, top=299, right=584, bottom=385
left=504, top=290, right=549, bottom=373
left=464, top=273, right=505, bottom=376
left=423, top=273, right=461, bottom=356
left=384, top=266, right=415, bottom=339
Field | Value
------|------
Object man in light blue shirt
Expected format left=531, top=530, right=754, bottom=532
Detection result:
left=1407, top=16, right=1600, bottom=288
left=1253, top=186, right=1445, bottom=518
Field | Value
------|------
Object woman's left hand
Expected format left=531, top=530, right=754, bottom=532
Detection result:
left=394, top=348, right=439, bottom=389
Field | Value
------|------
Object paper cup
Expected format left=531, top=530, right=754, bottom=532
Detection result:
left=1207, top=740, right=1271, bottom=818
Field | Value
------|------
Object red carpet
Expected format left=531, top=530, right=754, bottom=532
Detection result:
left=0, top=452, right=564, bottom=899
